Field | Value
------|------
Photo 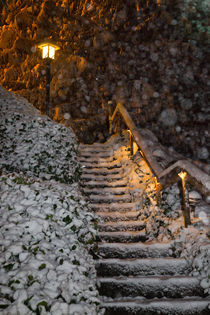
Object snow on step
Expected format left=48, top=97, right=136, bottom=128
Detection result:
left=103, top=298, right=210, bottom=315
left=81, top=161, right=122, bottom=169
left=96, top=257, right=190, bottom=276
left=79, top=151, right=113, bottom=158
left=83, top=187, right=129, bottom=195
left=81, top=167, right=122, bottom=175
left=81, top=179, right=127, bottom=188
left=89, top=194, right=132, bottom=203
left=81, top=173, right=124, bottom=182
left=97, top=231, right=147, bottom=243
left=96, top=210, right=141, bottom=222
left=98, top=221, right=146, bottom=232
left=98, top=276, right=203, bottom=299
left=91, top=202, right=138, bottom=212
left=78, top=156, right=115, bottom=163
left=98, top=242, right=174, bottom=259
left=79, top=144, right=113, bottom=153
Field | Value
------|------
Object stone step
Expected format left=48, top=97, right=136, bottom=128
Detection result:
left=91, top=202, right=139, bottom=212
left=88, top=194, right=132, bottom=203
left=98, top=276, right=203, bottom=299
left=79, top=144, right=113, bottom=153
left=81, top=167, right=122, bottom=175
left=96, top=257, right=190, bottom=277
left=81, top=179, right=128, bottom=188
left=81, top=173, right=124, bottom=182
left=81, top=161, right=122, bottom=169
left=96, top=210, right=141, bottom=222
left=79, top=156, right=115, bottom=163
left=97, top=242, right=175, bottom=259
left=98, top=221, right=146, bottom=232
left=83, top=187, right=129, bottom=196
left=102, top=298, right=210, bottom=315
left=79, top=151, right=114, bottom=158
left=97, top=231, right=148, bottom=243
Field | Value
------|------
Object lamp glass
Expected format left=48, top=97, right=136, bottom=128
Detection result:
left=42, top=45, right=49, bottom=59
left=49, top=46, right=55, bottom=59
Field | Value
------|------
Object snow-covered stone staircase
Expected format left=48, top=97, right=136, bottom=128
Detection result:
left=79, top=141, right=210, bottom=314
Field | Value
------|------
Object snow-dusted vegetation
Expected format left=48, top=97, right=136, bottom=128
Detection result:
left=0, top=87, right=103, bottom=314
left=0, top=87, right=80, bottom=184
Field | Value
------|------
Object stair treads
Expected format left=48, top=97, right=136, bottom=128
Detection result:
left=102, top=298, right=210, bottom=315
left=81, top=167, right=122, bottom=175
left=97, top=231, right=148, bottom=243
left=83, top=187, right=129, bottom=195
left=81, top=161, right=122, bottom=169
left=96, top=257, right=190, bottom=276
left=97, top=242, right=174, bottom=259
left=98, top=276, right=203, bottom=299
left=89, top=194, right=132, bottom=203
left=78, top=155, right=115, bottom=163
left=81, top=173, right=124, bottom=182
left=96, top=210, right=141, bottom=221
left=81, top=179, right=127, bottom=188
left=98, top=221, right=146, bottom=232
left=79, top=158, right=118, bottom=166
left=91, top=202, right=139, bottom=212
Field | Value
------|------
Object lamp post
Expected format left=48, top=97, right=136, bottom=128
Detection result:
left=38, top=42, right=60, bottom=116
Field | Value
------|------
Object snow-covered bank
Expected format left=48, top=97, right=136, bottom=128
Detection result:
left=0, top=86, right=79, bottom=184
left=0, top=86, right=103, bottom=314
left=0, top=173, right=101, bottom=314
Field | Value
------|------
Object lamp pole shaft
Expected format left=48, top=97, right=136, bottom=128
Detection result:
left=46, top=59, right=51, bottom=116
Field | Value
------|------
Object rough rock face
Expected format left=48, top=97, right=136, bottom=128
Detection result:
left=0, top=0, right=209, bottom=163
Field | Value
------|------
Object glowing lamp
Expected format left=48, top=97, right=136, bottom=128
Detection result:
left=37, top=41, right=60, bottom=116
left=38, top=42, right=60, bottom=59
left=178, top=171, right=187, bottom=180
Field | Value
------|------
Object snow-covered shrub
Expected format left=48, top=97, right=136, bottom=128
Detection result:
left=172, top=227, right=210, bottom=295
left=140, top=204, right=182, bottom=242
left=0, top=87, right=80, bottom=184
left=161, top=183, right=182, bottom=213
left=0, top=172, right=103, bottom=314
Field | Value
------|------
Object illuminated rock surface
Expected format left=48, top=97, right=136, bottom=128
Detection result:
left=0, top=1, right=209, bottom=163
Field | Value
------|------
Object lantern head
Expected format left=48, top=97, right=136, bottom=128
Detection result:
left=38, top=42, right=60, bottom=59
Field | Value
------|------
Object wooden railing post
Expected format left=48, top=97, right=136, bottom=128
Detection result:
left=154, top=177, right=161, bottom=206
left=108, top=101, right=113, bottom=135
left=130, top=133, right=134, bottom=156
left=178, top=172, right=191, bottom=227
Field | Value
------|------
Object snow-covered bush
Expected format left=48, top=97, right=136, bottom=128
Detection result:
left=160, top=183, right=181, bottom=213
left=0, top=87, right=80, bottom=184
left=0, top=172, right=103, bottom=314
left=172, top=227, right=210, bottom=295
left=0, top=87, right=104, bottom=314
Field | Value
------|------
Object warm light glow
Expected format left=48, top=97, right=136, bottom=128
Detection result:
left=49, top=46, right=55, bottom=59
left=42, top=46, right=49, bottom=59
left=38, top=42, right=60, bottom=59
left=178, top=171, right=187, bottom=180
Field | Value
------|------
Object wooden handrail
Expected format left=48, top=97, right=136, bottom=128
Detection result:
left=109, top=102, right=210, bottom=226
left=159, top=160, right=210, bottom=197
left=111, top=103, right=163, bottom=178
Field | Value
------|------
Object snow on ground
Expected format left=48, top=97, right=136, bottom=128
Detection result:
left=0, top=86, right=104, bottom=314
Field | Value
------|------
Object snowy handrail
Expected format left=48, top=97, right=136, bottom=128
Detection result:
left=109, top=102, right=210, bottom=226
left=110, top=102, right=164, bottom=178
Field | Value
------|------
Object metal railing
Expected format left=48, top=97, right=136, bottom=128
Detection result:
left=109, top=102, right=210, bottom=227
